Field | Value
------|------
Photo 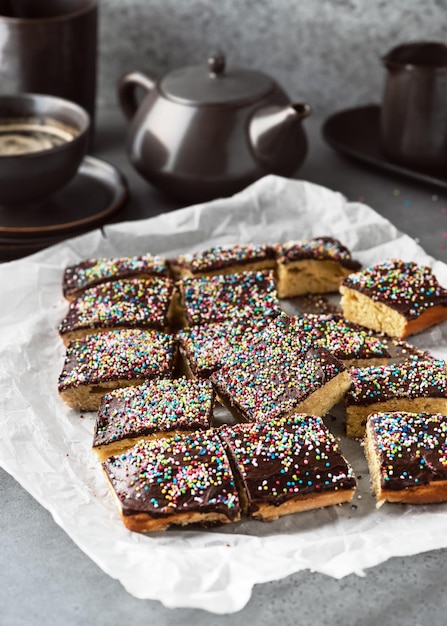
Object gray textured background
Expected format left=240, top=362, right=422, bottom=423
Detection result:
left=97, top=0, right=446, bottom=119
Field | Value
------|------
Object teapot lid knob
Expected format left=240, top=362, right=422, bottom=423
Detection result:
left=208, top=52, right=226, bottom=77
left=161, top=52, right=273, bottom=105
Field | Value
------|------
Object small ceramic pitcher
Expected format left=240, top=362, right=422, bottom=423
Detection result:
left=380, top=41, right=447, bottom=172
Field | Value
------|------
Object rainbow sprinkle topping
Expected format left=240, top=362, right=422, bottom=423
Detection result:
left=341, top=259, right=447, bottom=318
left=103, top=430, right=240, bottom=520
left=288, top=314, right=390, bottom=361
left=94, top=377, right=214, bottom=446
left=173, top=243, right=274, bottom=274
left=58, top=328, right=174, bottom=390
left=59, top=277, right=174, bottom=336
left=368, top=411, right=447, bottom=489
left=181, top=270, right=281, bottom=326
left=177, top=316, right=275, bottom=377
left=63, top=254, right=168, bottom=298
left=347, top=359, right=447, bottom=405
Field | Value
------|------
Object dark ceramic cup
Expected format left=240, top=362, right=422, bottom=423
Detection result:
left=0, top=0, right=97, bottom=130
left=380, top=42, right=447, bottom=173
left=0, top=93, right=89, bottom=208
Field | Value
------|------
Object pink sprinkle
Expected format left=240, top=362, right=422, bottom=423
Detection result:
left=443, top=233, right=447, bottom=239
left=442, top=208, right=447, bottom=214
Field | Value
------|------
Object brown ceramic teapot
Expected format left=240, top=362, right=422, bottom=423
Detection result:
left=118, top=53, right=311, bottom=202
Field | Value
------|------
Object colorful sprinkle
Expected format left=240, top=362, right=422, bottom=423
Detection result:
left=63, top=254, right=168, bottom=298
left=181, top=270, right=281, bottom=326
left=59, top=277, right=174, bottom=337
left=341, top=259, right=447, bottom=319
left=58, top=328, right=174, bottom=390
left=102, top=430, right=240, bottom=521
left=94, top=377, right=214, bottom=447
left=172, top=243, right=274, bottom=274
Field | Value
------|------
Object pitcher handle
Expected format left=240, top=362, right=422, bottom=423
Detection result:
left=117, top=70, right=156, bottom=120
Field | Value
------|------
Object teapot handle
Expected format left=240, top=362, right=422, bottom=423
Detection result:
left=117, top=70, right=156, bottom=120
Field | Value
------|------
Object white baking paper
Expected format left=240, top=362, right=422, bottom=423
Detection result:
left=1, top=175, right=447, bottom=614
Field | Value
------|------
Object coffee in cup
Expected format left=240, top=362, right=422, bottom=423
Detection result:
left=0, top=118, right=78, bottom=155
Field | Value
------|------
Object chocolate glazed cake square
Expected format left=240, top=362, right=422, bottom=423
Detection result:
left=219, top=414, right=356, bottom=520
left=210, top=317, right=351, bottom=423
left=102, top=429, right=241, bottom=532
left=58, top=328, right=175, bottom=411
left=340, top=258, right=447, bottom=339
left=92, top=377, right=215, bottom=461
left=364, top=411, right=447, bottom=506
left=58, top=276, right=175, bottom=345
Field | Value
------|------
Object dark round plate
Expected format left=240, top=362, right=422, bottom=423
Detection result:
left=0, top=155, right=128, bottom=238
left=322, top=105, right=447, bottom=190
left=0, top=155, right=128, bottom=260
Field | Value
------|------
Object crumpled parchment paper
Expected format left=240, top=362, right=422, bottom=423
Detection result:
left=1, top=175, right=447, bottom=614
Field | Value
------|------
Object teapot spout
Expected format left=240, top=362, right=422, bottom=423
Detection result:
left=249, top=102, right=311, bottom=175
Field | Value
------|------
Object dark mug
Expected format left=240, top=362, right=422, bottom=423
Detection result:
left=0, top=0, right=97, bottom=132
left=380, top=42, right=447, bottom=173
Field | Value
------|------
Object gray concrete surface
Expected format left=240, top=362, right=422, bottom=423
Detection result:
left=97, top=0, right=446, bottom=118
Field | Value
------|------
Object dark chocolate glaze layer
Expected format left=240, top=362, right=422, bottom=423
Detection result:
left=58, top=329, right=174, bottom=391
left=62, top=255, right=168, bottom=298
left=347, top=359, right=447, bottom=406
left=341, top=259, right=447, bottom=319
left=93, top=378, right=214, bottom=447
left=59, top=277, right=173, bottom=335
left=219, top=415, right=356, bottom=514
left=102, top=430, right=240, bottom=520
left=276, top=236, right=361, bottom=269
left=368, top=412, right=447, bottom=490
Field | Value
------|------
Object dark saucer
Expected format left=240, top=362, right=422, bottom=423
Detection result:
left=0, top=156, right=128, bottom=260
left=322, top=105, right=447, bottom=190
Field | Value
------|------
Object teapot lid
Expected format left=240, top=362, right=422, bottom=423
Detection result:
left=160, top=53, right=275, bottom=106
